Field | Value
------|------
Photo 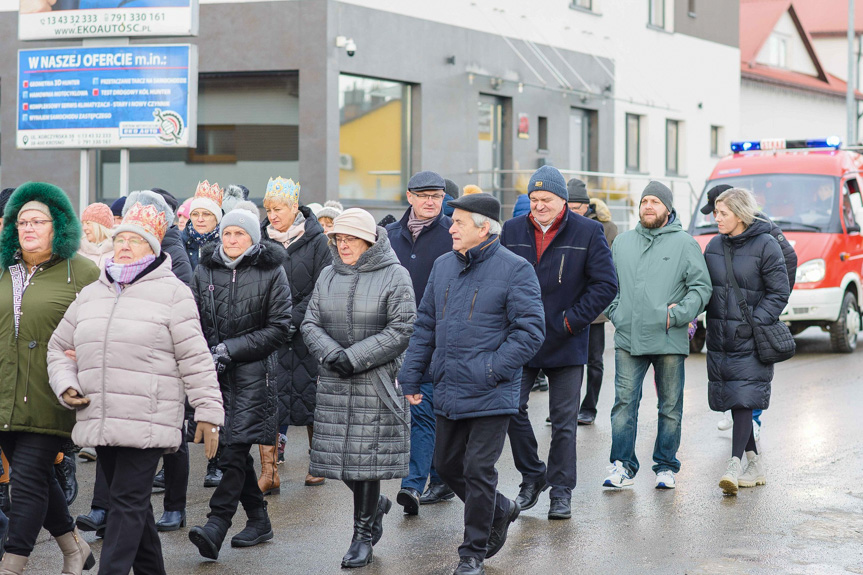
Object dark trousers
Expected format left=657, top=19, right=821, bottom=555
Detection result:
left=93, top=439, right=189, bottom=512
left=208, top=443, right=264, bottom=525
left=434, top=415, right=511, bottom=561
left=0, top=432, right=74, bottom=556
left=579, top=324, right=606, bottom=415
left=508, top=365, right=584, bottom=499
left=96, top=446, right=166, bottom=575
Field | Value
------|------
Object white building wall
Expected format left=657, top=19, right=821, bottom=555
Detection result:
left=338, top=0, right=741, bottom=219
left=740, top=79, right=847, bottom=141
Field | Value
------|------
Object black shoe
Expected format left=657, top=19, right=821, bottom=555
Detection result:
left=420, top=482, right=456, bottom=505
left=396, top=487, right=420, bottom=516
left=453, top=557, right=485, bottom=575
left=0, top=483, right=9, bottom=514
left=231, top=504, right=274, bottom=548
left=371, top=495, right=391, bottom=546
left=203, top=459, right=222, bottom=488
left=54, top=454, right=78, bottom=505
left=153, top=468, right=166, bottom=490
left=156, top=510, right=186, bottom=532
left=486, top=499, right=520, bottom=559
left=577, top=410, right=596, bottom=425
left=76, top=508, right=108, bottom=532
left=515, top=478, right=548, bottom=511
left=189, top=517, right=230, bottom=560
left=547, top=497, right=571, bottom=520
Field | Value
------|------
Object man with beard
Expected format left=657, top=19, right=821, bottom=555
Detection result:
left=602, top=182, right=711, bottom=490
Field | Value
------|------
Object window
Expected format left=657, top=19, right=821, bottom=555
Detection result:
left=710, top=125, right=722, bottom=157
left=538, top=116, right=549, bottom=151
left=648, top=0, right=664, bottom=28
left=666, top=119, right=679, bottom=175
left=96, top=74, right=300, bottom=203
left=765, top=33, right=788, bottom=68
left=339, top=74, right=412, bottom=204
left=688, top=0, right=696, bottom=17
left=625, top=113, right=641, bottom=172
left=572, top=0, right=592, bottom=9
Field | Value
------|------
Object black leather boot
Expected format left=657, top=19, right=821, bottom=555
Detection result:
left=230, top=501, right=274, bottom=548
left=188, top=516, right=230, bottom=560
left=55, top=454, right=79, bottom=505
left=341, top=481, right=378, bottom=568
left=203, top=457, right=222, bottom=488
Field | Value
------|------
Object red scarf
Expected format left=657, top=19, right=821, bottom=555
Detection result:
left=528, top=208, right=566, bottom=262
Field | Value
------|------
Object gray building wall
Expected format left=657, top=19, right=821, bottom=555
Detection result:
left=674, top=0, right=739, bottom=48
left=0, top=0, right=614, bottom=213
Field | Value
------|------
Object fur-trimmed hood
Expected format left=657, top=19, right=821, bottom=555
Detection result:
left=198, top=239, right=286, bottom=271
left=589, top=197, right=612, bottom=223
left=1, top=182, right=82, bottom=269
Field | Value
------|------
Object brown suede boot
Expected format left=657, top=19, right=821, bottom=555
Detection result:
left=304, top=425, right=326, bottom=487
left=258, top=442, right=281, bottom=496
left=0, top=553, right=28, bottom=575
left=56, top=527, right=96, bottom=574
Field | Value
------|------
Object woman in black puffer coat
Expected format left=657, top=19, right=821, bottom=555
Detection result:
left=187, top=203, right=293, bottom=561
left=703, top=188, right=790, bottom=495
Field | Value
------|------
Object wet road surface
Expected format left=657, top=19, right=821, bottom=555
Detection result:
left=25, top=326, right=863, bottom=574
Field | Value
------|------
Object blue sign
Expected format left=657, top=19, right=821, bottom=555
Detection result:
left=17, top=44, right=197, bottom=149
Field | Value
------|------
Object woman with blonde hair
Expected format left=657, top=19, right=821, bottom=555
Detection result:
left=78, top=202, right=115, bottom=269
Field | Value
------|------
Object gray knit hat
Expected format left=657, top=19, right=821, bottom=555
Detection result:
left=566, top=179, right=590, bottom=203
left=220, top=201, right=262, bottom=244
left=317, top=200, right=343, bottom=221
left=221, top=185, right=245, bottom=214
left=641, top=181, right=674, bottom=212
left=528, top=166, right=568, bottom=201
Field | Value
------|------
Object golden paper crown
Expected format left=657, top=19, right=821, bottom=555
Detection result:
left=264, top=177, right=300, bottom=205
left=122, top=202, right=168, bottom=242
left=195, top=180, right=224, bottom=206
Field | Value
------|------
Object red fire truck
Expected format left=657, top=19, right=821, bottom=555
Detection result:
left=689, top=137, right=863, bottom=353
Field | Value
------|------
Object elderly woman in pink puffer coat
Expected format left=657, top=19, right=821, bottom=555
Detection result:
left=47, top=191, right=224, bottom=575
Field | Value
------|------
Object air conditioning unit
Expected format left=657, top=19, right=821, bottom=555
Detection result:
left=339, top=154, right=354, bottom=171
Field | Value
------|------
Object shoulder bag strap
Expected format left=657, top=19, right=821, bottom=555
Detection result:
left=722, top=241, right=756, bottom=328
left=207, top=268, right=220, bottom=343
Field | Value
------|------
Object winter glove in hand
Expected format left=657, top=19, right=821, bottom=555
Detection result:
left=211, top=343, right=231, bottom=374
left=329, top=351, right=355, bottom=378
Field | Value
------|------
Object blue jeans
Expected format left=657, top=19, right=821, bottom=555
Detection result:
left=609, top=349, right=686, bottom=476
left=752, top=409, right=763, bottom=425
left=401, top=382, right=442, bottom=492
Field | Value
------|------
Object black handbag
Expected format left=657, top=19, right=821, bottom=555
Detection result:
left=723, top=242, right=795, bottom=364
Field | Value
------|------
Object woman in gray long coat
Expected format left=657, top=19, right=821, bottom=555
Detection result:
left=301, top=208, right=415, bottom=569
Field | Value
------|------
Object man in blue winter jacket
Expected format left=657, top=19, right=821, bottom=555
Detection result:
left=501, top=166, right=617, bottom=520
left=399, top=193, right=545, bottom=575
left=386, top=170, right=456, bottom=514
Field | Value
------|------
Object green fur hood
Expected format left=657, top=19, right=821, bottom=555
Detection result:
left=1, top=182, right=82, bottom=269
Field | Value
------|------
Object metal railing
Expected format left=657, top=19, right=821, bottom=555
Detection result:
left=467, top=168, right=700, bottom=232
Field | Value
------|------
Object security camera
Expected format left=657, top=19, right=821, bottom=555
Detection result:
left=345, top=39, right=357, bottom=57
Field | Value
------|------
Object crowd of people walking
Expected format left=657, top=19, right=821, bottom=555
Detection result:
left=0, top=163, right=792, bottom=575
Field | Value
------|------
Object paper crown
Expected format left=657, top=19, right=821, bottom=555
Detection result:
left=122, top=202, right=168, bottom=242
left=195, top=180, right=224, bottom=206
left=264, top=177, right=300, bottom=205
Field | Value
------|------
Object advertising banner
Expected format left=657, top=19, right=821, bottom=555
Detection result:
left=18, top=0, right=198, bottom=41
left=17, top=44, right=198, bottom=149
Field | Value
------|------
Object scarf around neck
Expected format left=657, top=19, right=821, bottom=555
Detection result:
left=219, top=244, right=259, bottom=270
left=407, top=209, right=436, bottom=240
left=186, top=221, right=220, bottom=248
left=267, top=212, right=305, bottom=248
left=106, top=255, right=156, bottom=292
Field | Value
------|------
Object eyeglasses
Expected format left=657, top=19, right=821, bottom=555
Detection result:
left=113, top=237, right=148, bottom=247
left=191, top=210, right=216, bottom=219
left=16, top=219, right=53, bottom=230
left=334, top=235, right=364, bottom=246
left=410, top=192, right=445, bottom=202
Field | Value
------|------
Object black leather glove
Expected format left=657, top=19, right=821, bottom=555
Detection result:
left=211, top=343, right=231, bottom=374
left=329, top=351, right=354, bottom=378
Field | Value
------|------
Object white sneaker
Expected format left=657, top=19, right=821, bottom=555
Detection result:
left=738, top=451, right=766, bottom=487
left=717, top=411, right=733, bottom=431
left=603, top=460, right=634, bottom=488
left=753, top=421, right=761, bottom=441
left=655, top=470, right=675, bottom=489
left=719, top=456, right=742, bottom=495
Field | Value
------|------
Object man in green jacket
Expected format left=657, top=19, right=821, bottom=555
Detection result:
left=603, top=181, right=712, bottom=491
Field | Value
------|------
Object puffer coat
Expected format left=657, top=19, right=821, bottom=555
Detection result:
left=704, top=218, right=791, bottom=411
left=192, top=242, right=293, bottom=446
left=262, top=207, right=332, bottom=427
left=47, top=255, right=225, bottom=450
left=300, top=229, right=416, bottom=481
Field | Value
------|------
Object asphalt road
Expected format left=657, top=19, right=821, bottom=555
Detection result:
left=24, top=326, right=863, bottom=575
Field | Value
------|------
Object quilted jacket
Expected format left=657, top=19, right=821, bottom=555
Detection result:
left=300, top=229, right=416, bottom=481
left=192, top=242, right=293, bottom=446
left=704, top=218, right=790, bottom=411
left=398, top=237, right=546, bottom=420
left=46, top=255, right=225, bottom=451
left=262, top=207, right=332, bottom=427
